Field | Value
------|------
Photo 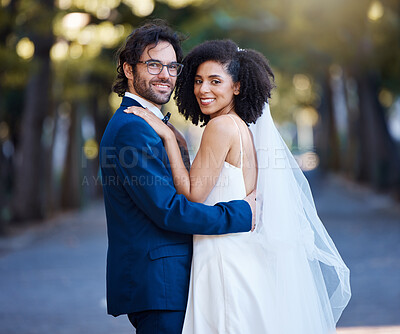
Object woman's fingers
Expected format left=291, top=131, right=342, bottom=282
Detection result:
left=124, top=106, right=173, bottom=140
left=123, top=106, right=148, bottom=116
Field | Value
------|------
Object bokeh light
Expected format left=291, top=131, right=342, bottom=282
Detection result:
left=62, top=12, right=90, bottom=30
left=379, top=89, right=393, bottom=108
left=109, top=92, right=120, bottom=112
left=50, top=40, right=69, bottom=61
left=0, top=122, right=10, bottom=141
left=83, top=138, right=99, bottom=159
left=56, top=0, right=72, bottom=9
left=368, top=1, right=384, bottom=21
left=293, top=74, right=311, bottom=91
left=163, top=0, right=196, bottom=9
left=69, top=43, right=83, bottom=59
left=97, top=21, right=122, bottom=48
left=77, top=25, right=96, bottom=45
left=16, top=37, right=35, bottom=60
left=85, top=43, right=102, bottom=59
left=295, top=151, right=320, bottom=172
left=96, top=6, right=111, bottom=19
left=123, top=0, right=155, bottom=17
left=296, top=107, right=319, bottom=127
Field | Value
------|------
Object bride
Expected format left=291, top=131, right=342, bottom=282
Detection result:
left=126, top=39, right=351, bottom=333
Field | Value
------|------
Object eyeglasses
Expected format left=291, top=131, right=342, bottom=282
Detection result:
left=137, top=60, right=184, bottom=77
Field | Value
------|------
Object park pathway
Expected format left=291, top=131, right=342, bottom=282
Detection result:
left=0, top=172, right=399, bottom=334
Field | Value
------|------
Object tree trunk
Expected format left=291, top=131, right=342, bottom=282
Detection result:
left=61, top=104, right=82, bottom=209
left=12, top=0, right=54, bottom=221
left=92, top=94, right=107, bottom=197
left=0, top=0, right=19, bottom=229
left=342, top=74, right=361, bottom=179
left=356, top=71, right=400, bottom=191
left=315, top=70, right=340, bottom=171
left=12, top=56, right=52, bottom=220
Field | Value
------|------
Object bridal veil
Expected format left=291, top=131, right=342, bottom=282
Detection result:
left=249, top=103, right=351, bottom=332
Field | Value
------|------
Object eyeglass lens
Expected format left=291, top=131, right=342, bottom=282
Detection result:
left=146, top=61, right=182, bottom=76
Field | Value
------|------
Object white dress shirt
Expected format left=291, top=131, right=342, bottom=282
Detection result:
left=124, top=92, right=164, bottom=119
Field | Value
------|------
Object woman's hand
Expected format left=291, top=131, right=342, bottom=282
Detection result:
left=124, top=106, right=174, bottom=140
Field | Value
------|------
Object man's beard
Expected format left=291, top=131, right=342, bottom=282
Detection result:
left=133, top=75, right=173, bottom=105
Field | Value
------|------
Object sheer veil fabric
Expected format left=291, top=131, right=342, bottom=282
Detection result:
left=249, top=103, right=351, bottom=333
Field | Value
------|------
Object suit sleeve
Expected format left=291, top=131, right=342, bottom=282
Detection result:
left=113, top=120, right=252, bottom=235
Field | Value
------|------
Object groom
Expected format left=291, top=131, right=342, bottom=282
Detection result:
left=100, top=20, right=255, bottom=334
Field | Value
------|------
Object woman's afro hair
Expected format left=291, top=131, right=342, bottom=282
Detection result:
left=174, top=39, right=275, bottom=126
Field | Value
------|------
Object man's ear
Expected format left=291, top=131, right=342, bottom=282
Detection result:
left=234, top=82, right=240, bottom=95
left=123, top=62, right=134, bottom=80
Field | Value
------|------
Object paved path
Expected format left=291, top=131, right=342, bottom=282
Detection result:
left=0, top=172, right=399, bottom=334
left=0, top=204, right=132, bottom=334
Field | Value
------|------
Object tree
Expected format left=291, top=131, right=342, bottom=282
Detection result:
left=12, top=0, right=55, bottom=220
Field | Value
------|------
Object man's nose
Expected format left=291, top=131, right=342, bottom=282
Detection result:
left=157, top=65, right=170, bottom=80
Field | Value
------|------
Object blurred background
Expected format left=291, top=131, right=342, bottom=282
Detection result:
left=0, top=0, right=399, bottom=333
left=0, top=0, right=399, bottom=226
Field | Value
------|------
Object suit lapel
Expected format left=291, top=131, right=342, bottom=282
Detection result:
left=119, top=96, right=172, bottom=173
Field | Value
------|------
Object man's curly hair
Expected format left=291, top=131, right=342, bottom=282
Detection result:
left=112, top=19, right=184, bottom=97
left=174, top=40, right=275, bottom=125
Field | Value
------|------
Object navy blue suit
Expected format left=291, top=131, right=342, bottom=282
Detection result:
left=100, top=96, right=251, bottom=322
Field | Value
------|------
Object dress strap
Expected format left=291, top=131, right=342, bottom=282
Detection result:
left=226, top=114, right=243, bottom=169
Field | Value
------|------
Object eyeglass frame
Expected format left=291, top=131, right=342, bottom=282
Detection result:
left=136, top=60, right=184, bottom=77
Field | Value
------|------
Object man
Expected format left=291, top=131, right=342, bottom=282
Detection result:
left=100, top=20, right=255, bottom=334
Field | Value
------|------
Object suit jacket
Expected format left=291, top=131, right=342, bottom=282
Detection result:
left=100, top=96, right=251, bottom=316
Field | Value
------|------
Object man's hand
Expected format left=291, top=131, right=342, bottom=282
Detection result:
left=244, top=189, right=256, bottom=231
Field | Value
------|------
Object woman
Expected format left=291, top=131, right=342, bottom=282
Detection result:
left=125, top=40, right=351, bottom=333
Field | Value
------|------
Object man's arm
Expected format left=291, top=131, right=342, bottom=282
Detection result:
left=112, top=119, right=252, bottom=235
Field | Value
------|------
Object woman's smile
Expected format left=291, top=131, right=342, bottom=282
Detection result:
left=199, top=98, right=216, bottom=106
left=194, top=61, right=239, bottom=118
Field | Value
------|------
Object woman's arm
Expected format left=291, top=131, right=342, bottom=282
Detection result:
left=166, top=123, right=191, bottom=171
left=125, top=107, right=233, bottom=203
left=164, top=117, right=233, bottom=202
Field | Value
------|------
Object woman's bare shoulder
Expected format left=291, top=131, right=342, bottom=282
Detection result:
left=202, top=115, right=238, bottom=140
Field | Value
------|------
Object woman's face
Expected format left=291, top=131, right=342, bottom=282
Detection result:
left=194, top=61, right=240, bottom=119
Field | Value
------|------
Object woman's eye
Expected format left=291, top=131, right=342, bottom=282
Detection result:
left=211, top=80, right=221, bottom=84
left=194, top=79, right=202, bottom=84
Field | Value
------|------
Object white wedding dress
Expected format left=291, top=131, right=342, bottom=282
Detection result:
left=182, top=109, right=350, bottom=334
left=182, top=116, right=275, bottom=333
